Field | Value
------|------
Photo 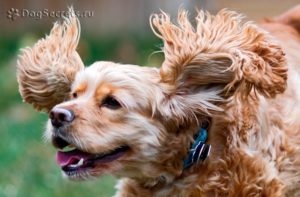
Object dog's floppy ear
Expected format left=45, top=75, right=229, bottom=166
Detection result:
left=151, top=9, right=287, bottom=121
left=17, top=8, right=84, bottom=112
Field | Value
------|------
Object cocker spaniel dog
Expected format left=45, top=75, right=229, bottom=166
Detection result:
left=17, top=6, right=300, bottom=197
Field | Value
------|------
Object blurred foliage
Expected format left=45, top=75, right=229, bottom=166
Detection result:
left=0, top=32, right=163, bottom=197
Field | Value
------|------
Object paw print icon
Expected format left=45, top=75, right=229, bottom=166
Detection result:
left=7, top=8, right=20, bottom=21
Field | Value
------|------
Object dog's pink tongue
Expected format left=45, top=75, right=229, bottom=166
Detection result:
left=56, top=150, right=92, bottom=167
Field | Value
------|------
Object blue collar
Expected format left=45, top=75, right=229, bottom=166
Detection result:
left=183, top=127, right=211, bottom=169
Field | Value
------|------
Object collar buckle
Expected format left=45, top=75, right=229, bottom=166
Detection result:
left=183, top=127, right=211, bottom=169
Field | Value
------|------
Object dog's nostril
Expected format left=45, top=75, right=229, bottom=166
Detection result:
left=49, top=107, right=75, bottom=128
left=59, top=113, right=66, bottom=121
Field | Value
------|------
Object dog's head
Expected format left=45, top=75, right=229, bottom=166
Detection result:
left=17, top=9, right=287, bottom=182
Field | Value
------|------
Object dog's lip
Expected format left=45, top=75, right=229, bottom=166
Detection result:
left=52, top=136, right=130, bottom=172
left=52, top=135, right=70, bottom=149
left=56, top=146, right=129, bottom=167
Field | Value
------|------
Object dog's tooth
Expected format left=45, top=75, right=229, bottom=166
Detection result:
left=77, top=158, right=84, bottom=166
left=69, top=158, right=84, bottom=168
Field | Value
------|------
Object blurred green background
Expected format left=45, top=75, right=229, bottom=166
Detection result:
left=0, top=0, right=299, bottom=197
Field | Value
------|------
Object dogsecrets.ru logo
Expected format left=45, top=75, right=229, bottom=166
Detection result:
left=6, top=8, right=94, bottom=21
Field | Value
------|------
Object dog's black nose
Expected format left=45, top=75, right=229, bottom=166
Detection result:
left=49, top=107, right=75, bottom=128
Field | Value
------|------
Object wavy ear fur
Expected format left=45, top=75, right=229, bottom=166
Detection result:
left=17, top=8, right=84, bottom=112
left=151, top=9, right=287, bottom=121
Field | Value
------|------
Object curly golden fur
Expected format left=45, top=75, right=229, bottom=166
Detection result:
left=17, top=6, right=300, bottom=197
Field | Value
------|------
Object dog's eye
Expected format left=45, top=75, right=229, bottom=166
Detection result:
left=102, top=96, right=121, bottom=109
left=72, top=92, right=78, bottom=99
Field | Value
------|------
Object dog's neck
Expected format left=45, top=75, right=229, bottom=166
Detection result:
left=124, top=122, right=211, bottom=191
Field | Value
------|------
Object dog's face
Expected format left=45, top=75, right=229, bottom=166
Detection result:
left=17, top=9, right=287, bottom=182
left=46, top=61, right=170, bottom=180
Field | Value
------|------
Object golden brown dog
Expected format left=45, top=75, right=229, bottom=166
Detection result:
left=17, top=6, right=300, bottom=197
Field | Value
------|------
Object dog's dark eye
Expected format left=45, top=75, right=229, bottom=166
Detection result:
left=72, top=92, right=78, bottom=98
left=102, top=96, right=121, bottom=109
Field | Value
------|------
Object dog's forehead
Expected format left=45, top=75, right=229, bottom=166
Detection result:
left=73, top=61, right=158, bottom=86
left=72, top=61, right=160, bottom=95
left=73, top=62, right=128, bottom=88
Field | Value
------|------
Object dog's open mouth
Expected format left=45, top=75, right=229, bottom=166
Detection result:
left=53, top=136, right=130, bottom=175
